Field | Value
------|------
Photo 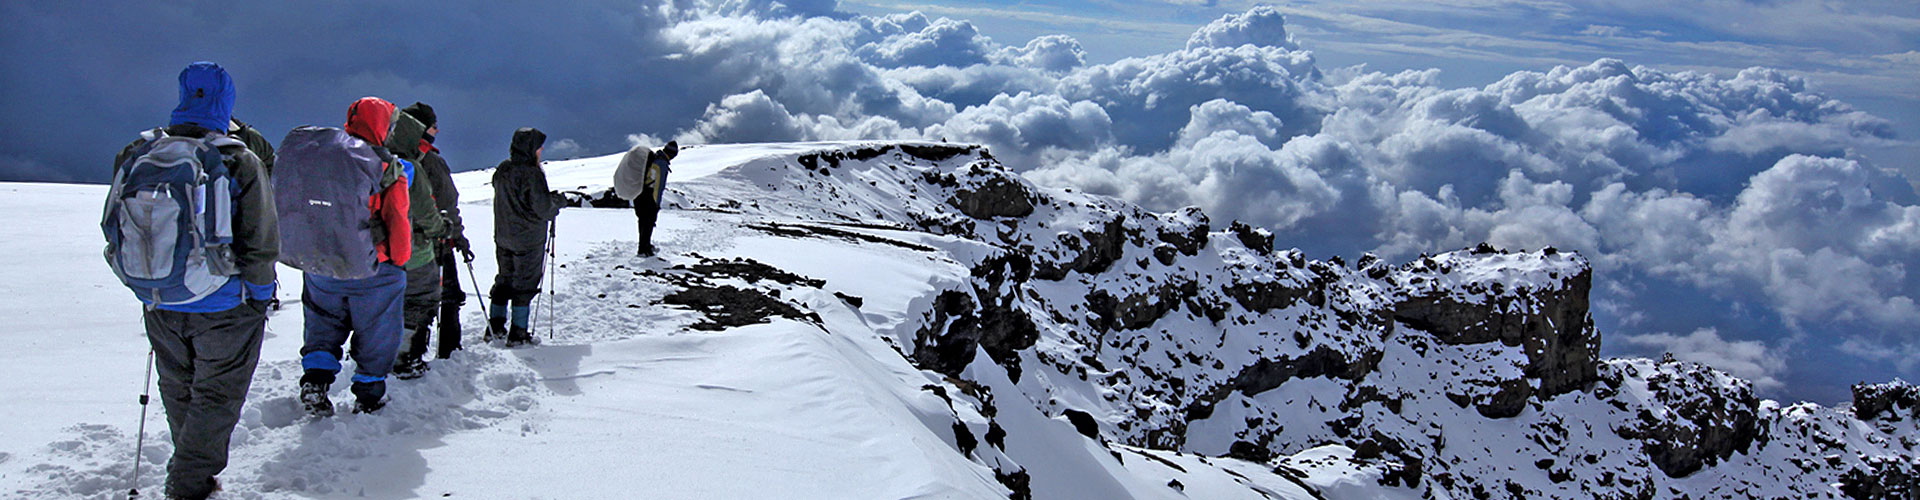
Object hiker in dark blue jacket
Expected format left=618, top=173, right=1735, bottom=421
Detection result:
left=110, top=61, right=278, bottom=500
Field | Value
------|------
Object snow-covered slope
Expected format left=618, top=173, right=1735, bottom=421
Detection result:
left=4, top=141, right=1915, bottom=499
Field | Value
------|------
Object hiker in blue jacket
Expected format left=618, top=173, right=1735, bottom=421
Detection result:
left=109, top=61, right=278, bottom=500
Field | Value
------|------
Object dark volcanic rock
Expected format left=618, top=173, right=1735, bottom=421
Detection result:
left=1853, top=380, right=1920, bottom=421
left=1392, top=259, right=1599, bottom=401
left=1064, top=409, right=1101, bottom=440
left=1225, top=276, right=1322, bottom=313
left=1157, top=207, right=1210, bottom=256
left=1086, top=279, right=1197, bottom=332
left=913, top=254, right=1041, bottom=379
left=1610, top=361, right=1762, bottom=478
left=952, top=163, right=1036, bottom=219
left=663, top=284, right=814, bottom=331
left=1839, top=455, right=1920, bottom=500
left=1035, top=215, right=1128, bottom=280
left=1230, top=220, right=1273, bottom=254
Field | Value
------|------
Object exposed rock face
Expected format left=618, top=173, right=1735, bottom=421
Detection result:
left=1608, top=360, right=1762, bottom=478
left=912, top=253, right=1041, bottom=379
left=1229, top=220, right=1273, bottom=255
left=1854, top=380, right=1920, bottom=421
left=1034, top=215, right=1128, bottom=280
left=1086, top=279, right=1196, bottom=332
left=1156, top=207, right=1210, bottom=256
left=1840, top=455, right=1920, bottom=500
left=1392, top=260, right=1600, bottom=408
left=951, top=163, right=1036, bottom=219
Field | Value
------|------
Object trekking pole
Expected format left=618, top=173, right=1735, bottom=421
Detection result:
left=463, top=259, right=490, bottom=332
left=546, top=219, right=558, bottom=340
left=128, top=349, right=156, bottom=499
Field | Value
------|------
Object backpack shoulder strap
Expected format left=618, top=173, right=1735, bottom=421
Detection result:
left=206, top=135, right=246, bottom=150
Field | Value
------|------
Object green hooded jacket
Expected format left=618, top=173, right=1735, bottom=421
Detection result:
left=385, top=111, right=446, bottom=269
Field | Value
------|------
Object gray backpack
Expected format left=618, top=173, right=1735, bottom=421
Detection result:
left=274, top=126, right=396, bottom=279
left=102, top=129, right=244, bottom=306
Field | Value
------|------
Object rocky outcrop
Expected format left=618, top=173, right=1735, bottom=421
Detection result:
left=1608, top=360, right=1762, bottom=478
left=1034, top=215, right=1128, bottom=280
left=1229, top=220, right=1273, bottom=255
left=1839, top=455, right=1920, bottom=500
left=1392, top=259, right=1600, bottom=409
left=1156, top=207, right=1210, bottom=256
left=951, top=163, right=1036, bottom=219
left=1086, top=279, right=1197, bottom=332
left=913, top=253, right=1041, bottom=379
left=1853, top=380, right=1920, bottom=421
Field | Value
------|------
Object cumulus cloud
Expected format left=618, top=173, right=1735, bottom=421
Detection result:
left=1621, top=329, right=1788, bottom=393
left=998, top=35, right=1087, bottom=73
left=924, top=92, right=1113, bottom=167
left=857, top=12, right=995, bottom=68
left=546, top=138, right=587, bottom=160
left=1185, top=5, right=1301, bottom=51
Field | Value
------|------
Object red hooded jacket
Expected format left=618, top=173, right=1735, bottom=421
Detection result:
left=345, top=97, right=413, bottom=266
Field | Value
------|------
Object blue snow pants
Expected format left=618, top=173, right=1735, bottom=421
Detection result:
left=300, top=263, right=407, bottom=383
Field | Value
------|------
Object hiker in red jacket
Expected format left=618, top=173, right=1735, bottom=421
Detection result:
left=287, top=97, right=413, bottom=416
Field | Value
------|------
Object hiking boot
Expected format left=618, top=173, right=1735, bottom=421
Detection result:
left=505, top=326, right=537, bottom=348
left=485, top=317, right=508, bottom=343
left=391, top=355, right=429, bottom=380
left=299, top=382, right=333, bottom=418
left=354, top=396, right=389, bottom=414
left=164, top=477, right=219, bottom=500
left=350, top=379, right=387, bottom=413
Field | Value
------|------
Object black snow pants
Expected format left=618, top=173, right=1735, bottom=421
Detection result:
left=634, top=196, right=660, bottom=254
left=490, top=246, right=546, bottom=306
left=435, top=248, right=464, bottom=358
left=143, top=302, right=267, bottom=499
left=399, top=262, right=441, bottom=362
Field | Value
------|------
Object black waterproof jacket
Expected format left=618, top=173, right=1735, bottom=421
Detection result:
left=492, top=128, right=566, bottom=253
left=230, top=118, right=276, bottom=175
left=419, top=148, right=464, bottom=246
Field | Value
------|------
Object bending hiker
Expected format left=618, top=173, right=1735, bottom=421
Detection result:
left=490, top=127, right=568, bottom=347
left=614, top=140, right=677, bottom=257
left=104, top=61, right=278, bottom=500
left=387, top=108, right=448, bottom=380
left=401, top=102, right=474, bottom=361
left=275, top=97, right=414, bottom=416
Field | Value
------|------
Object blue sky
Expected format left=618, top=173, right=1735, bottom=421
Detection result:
left=2, top=0, right=1914, bottom=404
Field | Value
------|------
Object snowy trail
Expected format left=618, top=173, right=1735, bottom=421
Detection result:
left=0, top=179, right=1008, bottom=498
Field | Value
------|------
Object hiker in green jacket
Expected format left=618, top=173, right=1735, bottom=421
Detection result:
left=387, top=109, right=449, bottom=379
left=401, top=102, right=473, bottom=360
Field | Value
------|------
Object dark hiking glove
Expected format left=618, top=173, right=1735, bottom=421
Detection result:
left=559, top=190, right=590, bottom=205
left=449, top=236, right=474, bottom=262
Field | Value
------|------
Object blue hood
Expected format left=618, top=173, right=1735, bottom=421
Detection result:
left=169, top=61, right=235, bottom=132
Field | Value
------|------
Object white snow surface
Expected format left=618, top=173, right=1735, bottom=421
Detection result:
left=3, top=141, right=1914, bottom=499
